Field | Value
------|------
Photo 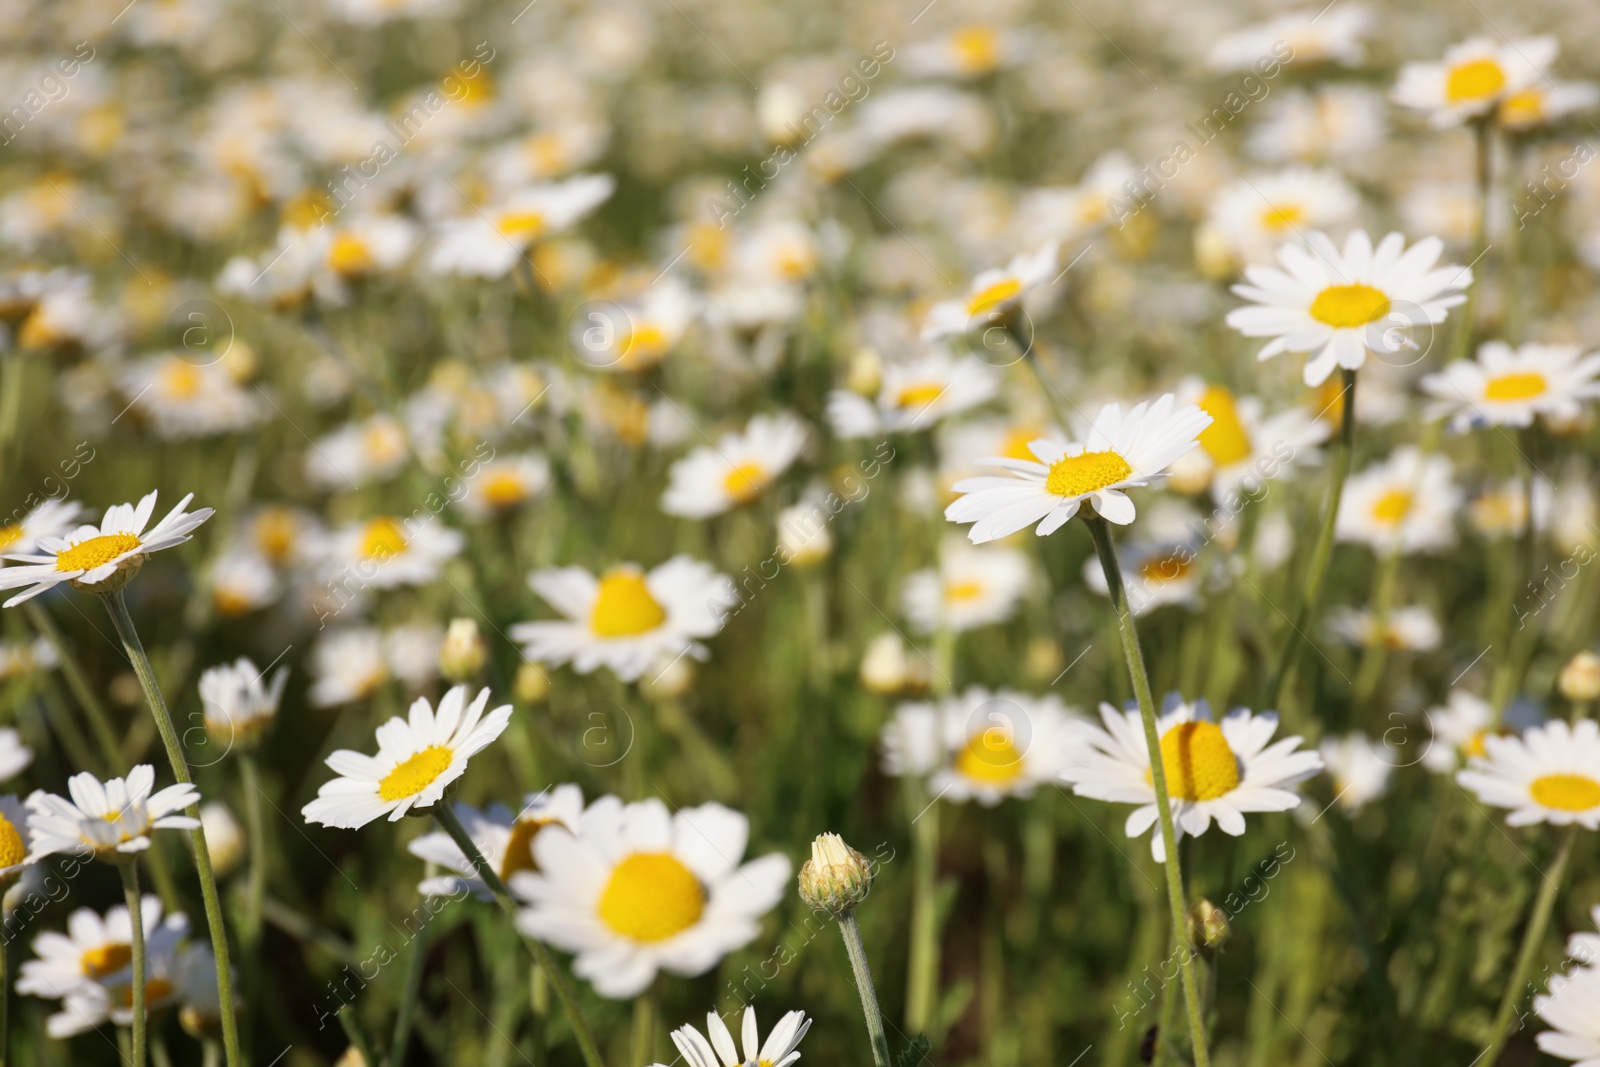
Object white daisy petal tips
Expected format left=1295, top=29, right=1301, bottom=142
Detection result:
left=654, top=1005, right=812, bottom=1067
left=1456, top=718, right=1600, bottom=829
left=944, top=393, right=1212, bottom=541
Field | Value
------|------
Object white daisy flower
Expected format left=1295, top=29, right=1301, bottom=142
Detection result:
left=661, top=412, right=809, bottom=519
left=244, top=505, right=322, bottom=568
left=312, top=214, right=417, bottom=293
left=208, top=550, right=280, bottom=616
left=944, top=393, right=1213, bottom=540
left=300, top=685, right=514, bottom=829
left=407, top=784, right=585, bottom=899
left=200, top=801, right=246, bottom=877
left=1246, top=86, right=1387, bottom=167
left=902, top=24, right=1024, bottom=79
left=1318, top=733, right=1393, bottom=813
left=921, top=244, right=1057, bottom=341
left=1422, top=690, right=1499, bottom=773
left=306, top=414, right=409, bottom=490
left=1498, top=79, right=1599, bottom=131
left=1167, top=381, right=1330, bottom=499
left=0, top=499, right=84, bottom=559
left=0, top=794, right=28, bottom=880
left=656, top=1005, right=812, bottom=1067
left=26, top=765, right=201, bottom=860
left=901, top=538, right=1031, bottom=634
left=826, top=350, right=1000, bottom=440
left=44, top=910, right=191, bottom=1037
left=511, top=797, right=790, bottom=999
left=117, top=354, right=265, bottom=440
left=510, top=558, right=736, bottom=683
left=1456, top=718, right=1600, bottom=829
left=1420, top=342, right=1600, bottom=430
left=1205, top=169, right=1360, bottom=265
left=881, top=688, right=1079, bottom=806
left=1335, top=446, right=1460, bottom=555
left=1082, top=537, right=1205, bottom=617
left=1326, top=605, right=1441, bottom=652
left=573, top=277, right=699, bottom=373
left=0, top=637, right=58, bottom=683
left=307, top=628, right=391, bottom=708
left=0, top=728, right=32, bottom=783
left=1535, top=963, right=1600, bottom=1067
left=198, top=656, right=288, bottom=750
left=1228, top=229, right=1472, bottom=387
left=1016, top=152, right=1139, bottom=243
left=1393, top=37, right=1557, bottom=128
left=429, top=174, right=615, bottom=278
left=17, top=895, right=180, bottom=1001
left=313, top=515, right=465, bottom=590
left=456, top=453, right=551, bottom=519
left=1206, top=7, right=1371, bottom=72
left=1564, top=905, right=1600, bottom=969
left=1061, top=699, right=1323, bottom=861
left=0, top=490, right=213, bottom=607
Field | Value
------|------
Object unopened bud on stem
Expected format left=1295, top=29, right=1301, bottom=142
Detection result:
left=798, top=832, right=874, bottom=915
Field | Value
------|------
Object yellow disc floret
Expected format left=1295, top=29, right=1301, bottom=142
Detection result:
left=1308, top=283, right=1390, bottom=329
left=723, top=462, right=770, bottom=504
left=1196, top=386, right=1252, bottom=466
left=1529, top=773, right=1600, bottom=813
left=955, top=728, right=1025, bottom=785
left=1158, top=721, right=1240, bottom=802
left=378, top=745, right=454, bottom=802
left=597, top=852, right=706, bottom=942
left=1445, top=57, right=1506, bottom=104
left=1046, top=450, right=1133, bottom=498
left=589, top=569, right=668, bottom=637
left=360, top=517, right=409, bottom=561
left=56, top=533, right=142, bottom=573
left=1483, top=371, right=1547, bottom=402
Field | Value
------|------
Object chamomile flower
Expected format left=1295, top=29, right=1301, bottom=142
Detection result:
left=26, top=766, right=201, bottom=860
left=1565, top=905, right=1600, bottom=969
left=301, top=685, right=513, bottom=829
left=661, top=412, right=809, bottom=518
left=574, top=277, right=699, bottom=373
left=0, top=794, right=28, bottom=881
left=1246, top=86, right=1387, bottom=167
left=307, top=628, right=390, bottom=707
left=881, top=688, right=1078, bottom=805
left=1082, top=537, right=1205, bottom=616
left=46, top=916, right=192, bottom=1037
left=657, top=1005, right=812, bottom=1067
left=1497, top=79, right=1599, bottom=131
left=1457, top=718, right=1600, bottom=828
left=1422, top=689, right=1499, bottom=773
left=1206, top=6, right=1372, bottom=71
left=197, top=657, right=288, bottom=751
left=511, top=797, right=790, bottom=998
left=17, top=895, right=186, bottom=1002
left=429, top=174, right=615, bottom=278
left=407, top=784, right=585, bottom=899
left=826, top=350, right=1000, bottom=439
left=0, top=499, right=84, bottom=558
left=921, top=244, right=1057, bottom=341
left=1534, top=963, right=1600, bottom=1066
left=1167, top=381, right=1329, bottom=498
left=1318, top=733, right=1393, bottom=813
left=903, top=24, right=1024, bottom=79
left=944, top=394, right=1213, bottom=540
left=456, top=453, right=551, bottom=519
left=0, top=491, right=213, bottom=607
left=1226, top=229, right=1471, bottom=386
left=901, top=538, right=1030, bottom=634
left=306, top=414, right=409, bottom=489
left=313, top=515, right=464, bottom=589
left=1394, top=37, right=1557, bottom=128
left=1336, top=446, right=1460, bottom=554
left=511, top=558, right=736, bottom=682
left=1061, top=699, right=1323, bottom=861
left=1205, top=169, right=1360, bottom=265
left=1420, top=342, right=1600, bottom=430
left=1327, top=605, right=1441, bottom=652
left=0, top=637, right=58, bottom=682
left=116, top=354, right=265, bottom=440
left=208, top=550, right=280, bottom=616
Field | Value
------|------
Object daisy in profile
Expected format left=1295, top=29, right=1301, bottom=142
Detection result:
left=826, top=350, right=1000, bottom=439
left=46, top=919, right=192, bottom=1038
left=429, top=174, right=615, bottom=278
left=1423, top=690, right=1499, bottom=773
left=656, top=1005, right=812, bottom=1067
left=198, top=657, right=288, bottom=751
left=921, top=244, right=1057, bottom=341
left=302, top=685, right=512, bottom=829
left=0, top=491, right=213, bottom=607
left=511, top=797, right=790, bottom=998
left=1535, top=964, right=1600, bottom=1066
left=944, top=394, right=1212, bottom=540
left=900, top=538, right=1030, bottom=634
left=1246, top=86, right=1387, bottom=167
left=1420, top=342, right=1600, bottom=430
left=1167, top=381, right=1329, bottom=499
left=407, top=784, right=585, bottom=899
left=456, top=453, right=551, bottom=519
left=0, top=499, right=84, bottom=558
left=313, top=515, right=464, bottom=589
left=1226, top=229, right=1471, bottom=386
left=511, top=558, right=736, bottom=682
left=1204, top=169, right=1360, bottom=265
left=1393, top=37, right=1557, bottom=128
left=881, top=688, right=1078, bottom=806
left=661, top=412, right=809, bottom=518
left=17, top=896, right=182, bottom=1001
left=1062, top=699, right=1323, bottom=861
left=208, top=550, right=280, bottom=616
left=1327, top=605, right=1441, bottom=652
left=1318, top=733, right=1393, bottom=813
left=1017, top=152, right=1138, bottom=244
left=1206, top=6, right=1371, bottom=71
left=306, top=414, right=409, bottom=490
left=1457, top=718, right=1600, bottom=828
left=1336, top=446, right=1460, bottom=554
left=26, top=766, right=201, bottom=861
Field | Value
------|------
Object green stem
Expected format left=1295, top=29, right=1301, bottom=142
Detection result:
left=1352, top=548, right=1403, bottom=704
left=239, top=753, right=268, bottom=949
left=904, top=780, right=941, bottom=1035
left=101, top=590, right=242, bottom=1067
left=839, top=910, right=893, bottom=1066
left=629, top=984, right=656, bottom=1067
left=388, top=915, right=428, bottom=1067
left=1490, top=431, right=1542, bottom=723
left=1447, top=119, right=1493, bottom=366
left=1086, top=516, right=1211, bottom=1067
left=1479, top=827, right=1576, bottom=1066
left=120, top=862, right=148, bottom=1067
left=1264, top=368, right=1357, bottom=711
left=432, top=803, right=606, bottom=1067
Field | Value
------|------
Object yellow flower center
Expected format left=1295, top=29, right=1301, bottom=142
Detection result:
left=1483, top=371, right=1547, bottom=402
left=1499, top=88, right=1545, bottom=126
left=1308, top=283, right=1390, bottom=329
left=328, top=232, right=374, bottom=276
left=722, top=462, right=769, bottom=503
left=1045, top=450, right=1133, bottom=498
left=945, top=579, right=985, bottom=603
left=1260, top=204, right=1305, bottom=232
left=17, top=308, right=65, bottom=350
left=1157, top=721, right=1240, bottom=802
left=955, top=728, right=1025, bottom=785
left=363, top=422, right=406, bottom=465
left=482, top=471, right=529, bottom=508
left=951, top=25, right=1002, bottom=74
left=56, top=533, right=142, bottom=573
left=498, top=817, right=552, bottom=882
left=1463, top=728, right=1495, bottom=759
left=895, top=382, right=946, bottom=410
left=1370, top=489, right=1413, bottom=525
left=497, top=210, right=546, bottom=241
left=1139, top=553, right=1194, bottom=585
left=1445, top=57, right=1506, bottom=104
left=966, top=276, right=1023, bottom=317
left=253, top=507, right=297, bottom=563
left=1529, top=773, right=1600, bottom=813
left=360, top=517, right=409, bottom=561
left=82, top=943, right=134, bottom=980
left=160, top=361, right=203, bottom=400
left=115, top=977, right=175, bottom=1009
left=618, top=323, right=669, bottom=366
left=447, top=65, right=494, bottom=106
left=1196, top=385, right=1252, bottom=466
left=377, top=745, right=454, bottom=802
left=282, top=189, right=334, bottom=229
left=596, top=852, right=706, bottom=942
left=589, top=569, right=668, bottom=637
left=999, top=427, right=1043, bottom=462
left=0, top=813, right=24, bottom=869
left=0, top=523, right=22, bottom=551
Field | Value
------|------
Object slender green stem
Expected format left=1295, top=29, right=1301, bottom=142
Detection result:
left=239, top=753, right=268, bottom=949
left=1480, top=827, right=1576, bottom=1066
left=101, top=590, right=242, bottom=1067
left=839, top=911, right=893, bottom=1067
left=1352, top=548, right=1403, bottom=703
left=1086, top=517, right=1211, bottom=1067
left=1447, top=119, right=1493, bottom=366
left=432, top=803, right=606, bottom=1067
left=629, top=984, right=657, bottom=1067
left=388, top=914, right=428, bottom=1067
left=904, top=780, right=941, bottom=1035
left=1265, top=369, right=1358, bottom=711
left=1490, top=431, right=1542, bottom=723
left=120, top=862, right=148, bottom=1067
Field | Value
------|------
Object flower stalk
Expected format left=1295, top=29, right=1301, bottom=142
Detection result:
left=119, top=860, right=148, bottom=1067
left=799, top=833, right=892, bottom=1066
left=1480, top=825, right=1576, bottom=1066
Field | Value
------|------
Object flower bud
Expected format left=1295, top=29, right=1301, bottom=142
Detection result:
left=1186, top=898, right=1231, bottom=952
left=201, top=802, right=246, bottom=878
left=514, top=661, right=550, bottom=704
left=777, top=503, right=832, bottom=567
left=439, top=618, right=487, bottom=682
left=847, top=348, right=882, bottom=397
left=1560, top=651, right=1600, bottom=702
left=860, top=632, right=908, bottom=694
left=798, top=832, right=874, bottom=915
